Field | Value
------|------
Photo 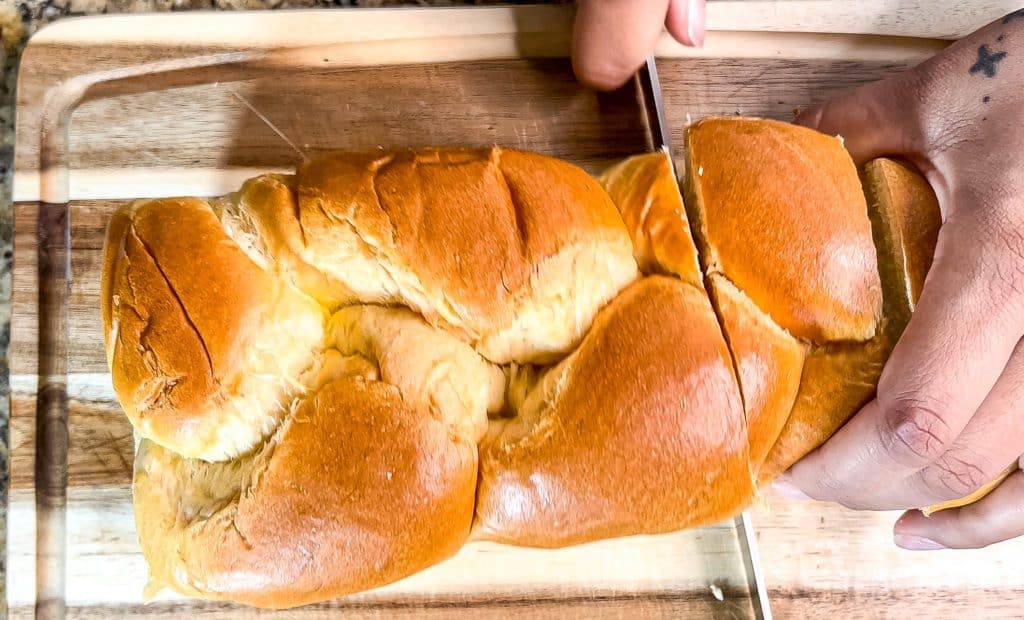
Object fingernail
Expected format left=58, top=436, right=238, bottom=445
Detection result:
left=894, top=534, right=946, bottom=551
left=772, top=479, right=812, bottom=500
left=688, top=0, right=706, bottom=48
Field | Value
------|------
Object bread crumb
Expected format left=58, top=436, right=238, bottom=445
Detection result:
left=697, top=166, right=704, bottom=177
left=709, top=584, right=724, bottom=601
left=685, top=113, right=692, bottom=125
left=837, top=134, right=845, bottom=146
left=386, top=471, right=393, bottom=481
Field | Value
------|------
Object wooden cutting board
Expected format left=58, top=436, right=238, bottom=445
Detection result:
left=11, top=3, right=1024, bottom=618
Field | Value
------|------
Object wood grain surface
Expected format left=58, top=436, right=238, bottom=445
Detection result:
left=12, top=4, right=1024, bottom=618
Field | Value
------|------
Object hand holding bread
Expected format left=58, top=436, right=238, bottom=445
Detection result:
left=576, top=2, right=1024, bottom=554
left=785, top=11, right=1024, bottom=551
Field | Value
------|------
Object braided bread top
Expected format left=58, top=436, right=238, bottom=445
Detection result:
left=102, top=119, right=941, bottom=609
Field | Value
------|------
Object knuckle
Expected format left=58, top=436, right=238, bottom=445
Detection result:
left=878, top=397, right=957, bottom=466
left=910, top=55, right=990, bottom=159
left=923, top=449, right=993, bottom=500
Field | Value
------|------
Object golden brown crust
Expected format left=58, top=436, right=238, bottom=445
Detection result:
left=686, top=117, right=882, bottom=343
left=134, top=377, right=477, bottom=609
left=758, top=156, right=942, bottom=484
left=297, top=147, right=637, bottom=363
left=105, top=147, right=642, bottom=607
left=758, top=333, right=891, bottom=483
left=678, top=120, right=929, bottom=488
left=104, top=137, right=958, bottom=609
left=104, top=198, right=325, bottom=461
left=708, top=274, right=805, bottom=474
left=216, top=173, right=351, bottom=308
left=101, top=206, right=133, bottom=365
left=108, top=206, right=220, bottom=451
left=475, top=276, right=752, bottom=547
left=598, top=150, right=703, bottom=286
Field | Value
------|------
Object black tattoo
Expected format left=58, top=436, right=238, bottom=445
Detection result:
left=983, top=95, right=992, bottom=103
left=1003, top=9, right=1024, bottom=24
left=970, top=45, right=1008, bottom=77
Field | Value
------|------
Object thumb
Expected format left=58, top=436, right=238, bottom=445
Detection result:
left=795, top=75, right=923, bottom=164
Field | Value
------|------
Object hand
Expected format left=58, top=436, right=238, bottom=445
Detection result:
left=572, top=0, right=706, bottom=90
left=782, top=10, right=1024, bottom=550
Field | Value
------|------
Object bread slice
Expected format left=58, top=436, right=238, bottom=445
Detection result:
left=862, top=157, right=942, bottom=314
left=759, top=157, right=943, bottom=483
left=684, top=117, right=882, bottom=344
left=599, top=150, right=703, bottom=287
left=682, top=117, right=887, bottom=483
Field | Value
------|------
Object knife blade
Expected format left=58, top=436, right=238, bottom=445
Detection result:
left=635, top=54, right=773, bottom=620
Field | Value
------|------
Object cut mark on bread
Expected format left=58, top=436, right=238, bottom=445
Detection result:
left=600, top=148, right=761, bottom=494
left=753, top=157, right=940, bottom=482
left=753, top=159, right=937, bottom=479
left=678, top=128, right=751, bottom=421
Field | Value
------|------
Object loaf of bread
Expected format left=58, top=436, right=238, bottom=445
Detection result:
left=103, top=118, right=984, bottom=609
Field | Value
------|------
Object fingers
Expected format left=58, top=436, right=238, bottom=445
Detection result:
left=665, top=0, right=705, bottom=48
left=573, top=0, right=702, bottom=91
left=814, top=338, right=1024, bottom=510
left=893, top=464, right=1024, bottom=550
left=572, top=0, right=670, bottom=91
left=787, top=210, right=1024, bottom=510
left=794, top=75, right=923, bottom=164
left=905, top=340, right=1024, bottom=506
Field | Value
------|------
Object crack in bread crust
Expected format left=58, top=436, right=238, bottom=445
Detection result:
left=130, top=228, right=217, bottom=381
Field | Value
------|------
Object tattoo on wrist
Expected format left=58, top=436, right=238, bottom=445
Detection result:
left=1003, top=9, right=1024, bottom=24
left=970, top=45, right=1008, bottom=77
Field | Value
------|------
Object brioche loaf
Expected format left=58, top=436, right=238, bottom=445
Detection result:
left=103, top=121, right=985, bottom=609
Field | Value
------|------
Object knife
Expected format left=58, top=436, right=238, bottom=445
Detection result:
left=636, top=55, right=773, bottom=620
